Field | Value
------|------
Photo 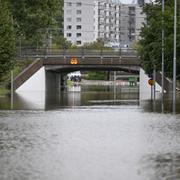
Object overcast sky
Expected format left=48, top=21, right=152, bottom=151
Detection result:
left=119, top=0, right=136, bottom=4
left=120, top=0, right=152, bottom=3
left=120, top=0, right=133, bottom=3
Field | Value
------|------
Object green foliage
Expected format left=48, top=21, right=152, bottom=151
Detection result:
left=0, top=0, right=15, bottom=82
left=138, top=0, right=180, bottom=78
left=83, top=38, right=105, bottom=49
left=86, top=71, right=108, bottom=80
left=53, top=36, right=73, bottom=49
left=0, top=87, right=9, bottom=96
left=0, top=0, right=65, bottom=84
left=0, top=59, right=32, bottom=88
left=8, top=0, right=62, bottom=45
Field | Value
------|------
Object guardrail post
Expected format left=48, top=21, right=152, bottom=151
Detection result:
left=119, top=48, right=121, bottom=57
left=81, top=47, right=84, bottom=59
left=19, top=38, right=22, bottom=57
left=100, top=49, right=103, bottom=64
left=11, top=70, right=14, bottom=110
left=100, top=49, right=103, bottom=58
left=63, top=48, right=66, bottom=59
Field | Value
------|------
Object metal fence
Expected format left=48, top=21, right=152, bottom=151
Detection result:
left=18, top=47, right=138, bottom=58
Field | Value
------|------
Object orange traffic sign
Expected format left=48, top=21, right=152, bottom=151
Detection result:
left=148, top=78, right=155, bottom=86
left=70, top=58, right=78, bottom=65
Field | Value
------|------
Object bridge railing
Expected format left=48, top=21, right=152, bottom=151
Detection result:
left=18, top=47, right=138, bottom=58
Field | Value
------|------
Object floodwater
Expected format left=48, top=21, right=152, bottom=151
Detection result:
left=0, top=84, right=180, bottom=180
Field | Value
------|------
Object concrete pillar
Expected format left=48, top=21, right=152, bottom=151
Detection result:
left=45, top=71, right=61, bottom=94
left=139, top=68, right=161, bottom=100
left=16, top=67, right=46, bottom=92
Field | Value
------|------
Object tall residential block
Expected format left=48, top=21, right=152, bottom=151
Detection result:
left=64, top=0, right=98, bottom=46
left=64, top=0, right=145, bottom=46
left=137, top=0, right=151, bottom=6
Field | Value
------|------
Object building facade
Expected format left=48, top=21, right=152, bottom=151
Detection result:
left=137, top=0, right=151, bottom=6
left=64, top=0, right=98, bottom=46
left=64, top=0, right=145, bottom=46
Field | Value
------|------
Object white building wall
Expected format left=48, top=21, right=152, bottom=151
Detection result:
left=94, top=1, right=99, bottom=40
left=81, top=0, right=97, bottom=44
left=120, top=4, right=130, bottom=44
left=135, top=6, right=146, bottom=41
left=64, top=0, right=145, bottom=46
left=64, top=0, right=97, bottom=46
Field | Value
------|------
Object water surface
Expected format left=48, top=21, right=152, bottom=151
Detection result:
left=0, top=85, right=180, bottom=180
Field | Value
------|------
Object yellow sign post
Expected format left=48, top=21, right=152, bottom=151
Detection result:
left=148, top=78, right=155, bottom=86
left=70, top=58, right=78, bottom=65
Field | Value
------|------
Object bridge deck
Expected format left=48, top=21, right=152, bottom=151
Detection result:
left=43, top=57, right=140, bottom=66
left=14, top=48, right=140, bottom=90
left=18, top=48, right=140, bottom=66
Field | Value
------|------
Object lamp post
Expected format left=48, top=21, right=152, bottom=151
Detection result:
left=161, top=0, right=165, bottom=109
left=11, top=70, right=14, bottom=110
left=173, top=0, right=177, bottom=113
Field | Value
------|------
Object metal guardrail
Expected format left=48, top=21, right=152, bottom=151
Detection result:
left=17, top=47, right=138, bottom=58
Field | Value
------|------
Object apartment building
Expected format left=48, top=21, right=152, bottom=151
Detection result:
left=135, top=5, right=146, bottom=41
left=64, top=0, right=98, bottom=46
left=64, top=0, right=145, bottom=46
left=137, top=0, right=151, bottom=6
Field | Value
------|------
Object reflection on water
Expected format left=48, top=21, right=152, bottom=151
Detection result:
left=0, top=84, right=180, bottom=113
left=0, top=85, right=140, bottom=110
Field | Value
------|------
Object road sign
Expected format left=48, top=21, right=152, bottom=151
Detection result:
left=129, top=77, right=137, bottom=86
left=70, top=58, right=78, bottom=65
left=148, top=78, right=155, bottom=86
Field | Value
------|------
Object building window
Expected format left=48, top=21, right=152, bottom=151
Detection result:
left=67, top=10, right=72, bottom=14
left=67, top=33, right=72, bottom=37
left=76, top=10, right=82, bottom=15
left=76, top=2, right=82, bottom=7
left=67, top=2, right=72, bottom=6
left=76, top=41, right=81, bottom=45
left=67, top=18, right=72, bottom=22
left=76, top=18, right=81, bottom=22
left=76, top=25, right=81, bottom=29
left=67, top=25, right=72, bottom=30
left=76, top=33, right=81, bottom=37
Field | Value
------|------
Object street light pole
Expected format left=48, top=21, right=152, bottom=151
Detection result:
left=173, top=0, right=177, bottom=112
left=161, top=0, right=165, bottom=106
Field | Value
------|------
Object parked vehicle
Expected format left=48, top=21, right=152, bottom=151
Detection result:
left=67, top=71, right=81, bottom=82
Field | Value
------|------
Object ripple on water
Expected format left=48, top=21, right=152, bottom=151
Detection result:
left=0, top=107, right=180, bottom=180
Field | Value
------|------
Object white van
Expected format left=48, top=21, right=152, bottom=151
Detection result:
left=67, top=71, right=81, bottom=82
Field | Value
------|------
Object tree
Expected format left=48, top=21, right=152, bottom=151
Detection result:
left=83, top=38, right=105, bottom=49
left=138, top=0, right=180, bottom=79
left=0, top=0, right=15, bottom=81
left=8, top=0, right=61, bottom=45
left=53, top=36, right=72, bottom=49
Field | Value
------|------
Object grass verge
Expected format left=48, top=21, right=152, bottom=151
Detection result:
left=0, top=87, right=9, bottom=97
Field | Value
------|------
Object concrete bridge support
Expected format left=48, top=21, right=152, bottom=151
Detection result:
left=16, top=67, right=46, bottom=92
left=139, top=68, right=162, bottom=100
left=45, top=71, right=61, bottom=94
left=15, top=66, right=65, bottom=93
left=45, top=71, right=62, bottom=107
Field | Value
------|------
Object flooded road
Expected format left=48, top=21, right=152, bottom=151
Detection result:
left=0, top=85, right=180, bottom=180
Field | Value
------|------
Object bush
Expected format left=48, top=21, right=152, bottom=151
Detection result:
left=86, top=71, right=108, bottom=80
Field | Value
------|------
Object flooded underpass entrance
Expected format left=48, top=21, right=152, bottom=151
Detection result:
left=0, top=83, right=180, bottom=180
